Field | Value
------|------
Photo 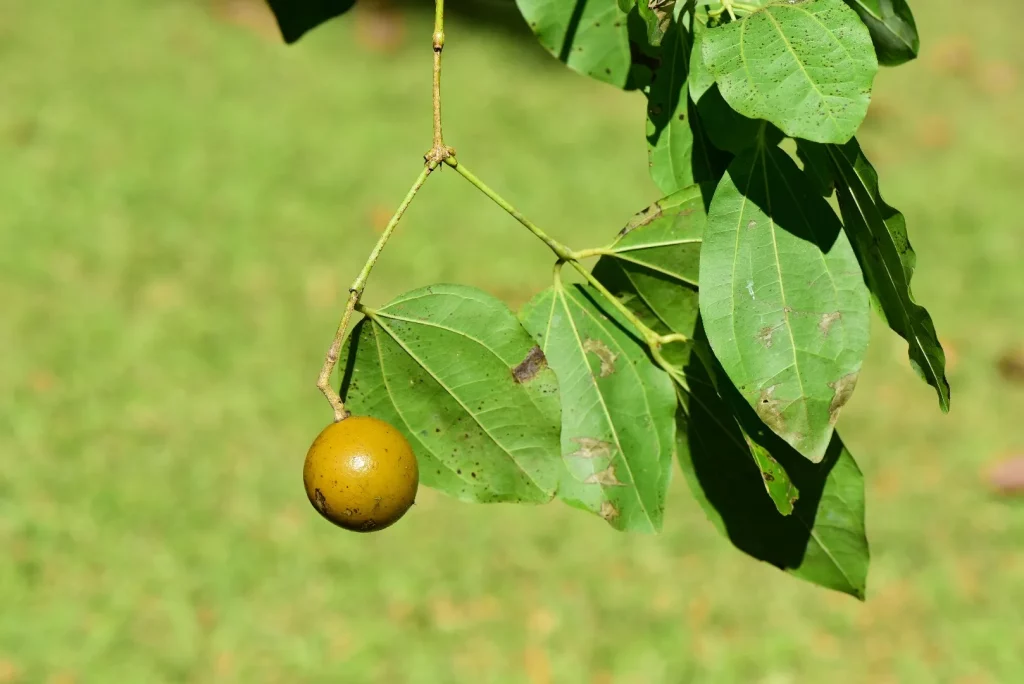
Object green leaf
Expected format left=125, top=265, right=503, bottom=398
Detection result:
left=843, top=0, right=919, bottom=66
left=646, top=20, right=729, bottom=195
left=820, top=138, right=950, bottom=410
left=701, top=0, right=878, bottom=144
left=339, top=285, right=562, bottom=504
left=687, top=8, right=716, bottom=102
left=676, top=371, right=869, bottom=598
left=517, top=0, right=632, bottom=87
left=591, top=187, right=800, bottom=514
left=796, top=138, right=837, bottom=197
left=696, top=86, right=784, bottom=155
left=520, top=283, right=677, bottom=532
left=700, top=144, right=870, bottom=462
left=264, top=0, right=356, bottom=43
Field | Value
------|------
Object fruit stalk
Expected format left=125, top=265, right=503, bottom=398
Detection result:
left=316, top=165, right=433, bottom=421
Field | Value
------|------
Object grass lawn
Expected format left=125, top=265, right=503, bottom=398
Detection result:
left=2, top=0, right=1023, bottom=681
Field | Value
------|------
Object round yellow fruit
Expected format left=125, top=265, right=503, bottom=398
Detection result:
left=303, top=416, right=419, bottom=532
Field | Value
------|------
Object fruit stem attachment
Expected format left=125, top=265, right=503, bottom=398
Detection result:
left=425, top=0, right=454, bottom=167
left=317, top=165, right=434, bottom=421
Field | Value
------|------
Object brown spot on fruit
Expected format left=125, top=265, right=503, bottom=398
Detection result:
left=303, top=416, right=419, bottom=532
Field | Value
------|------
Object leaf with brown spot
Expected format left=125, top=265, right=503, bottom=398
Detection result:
left=521, top=283, right=676, bottom=532
left=828, top=373, right=859, bottom=425
left=568, top=437, right=614, bottom=460
left=584, top=465, right=627, bottom=486
left=582, top=338, right=618, bottom=377
left=512, top=346, right=549, bottom=384
left=700, top=144, right=871, bottom=462
left=339, top=285, right=562, bottom=504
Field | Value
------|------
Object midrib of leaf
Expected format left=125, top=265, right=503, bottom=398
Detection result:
left=371, top=324, right=475, bottom=488
left=370, top=316, right=548, bottom=491
left=825, top=145, right=947, bottom=407
left=759, top=146, right=814, bottom=431
left=759, top=7, right=842, bottom=135
left=726, top=150, right=759, bottom=386
left=613, top=238, right=702, bottom=253
left=766, top=148, right=846, bottom=352
left=556, top=284, right=656, bottom=525
left=610, top=253, right=699, bottom=286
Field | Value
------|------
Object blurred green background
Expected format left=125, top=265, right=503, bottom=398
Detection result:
left=2, top=0, right=1023, bottom=682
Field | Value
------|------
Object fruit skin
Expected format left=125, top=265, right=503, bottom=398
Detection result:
left=303, top=416, right=419, bottom=532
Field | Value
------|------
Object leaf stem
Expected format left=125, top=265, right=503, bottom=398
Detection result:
left=446, top=159, right=577, bottom=261
left=447, top=158, right=666, bottom=347
left=317, top=165, right=434, bottom=421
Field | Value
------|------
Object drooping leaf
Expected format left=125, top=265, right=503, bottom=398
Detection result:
left=339, top=285, right=562, bottom=504
left=687, top=10, right=716, bottom=103
left=591, top=187, right=800, bottom=514
left=520, top=283, right=677, bottom=532
left=264, top=0, right=356, bottom=43
left=819, top=138, right=950, bottom=410
left=646, top=18, right=729, bottom=194
left=676, top=372, right=869, bottom=598
left=517, top=0, right=632, bottom=87
left=843, top=0, right=919, bottom=66
left=700, top=144, right=871, bottom=462
left=701, top=0, right=878, bottom=144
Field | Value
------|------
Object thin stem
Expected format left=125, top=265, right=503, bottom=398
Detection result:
left=317, top=165, right=434, bottom=421
left=449, top=157, right=663, bottom=346
left=570, top=246, right=614, bottom=260
left=447, top=159, right=577, bottom=262
left=658, top=332, right=691, bottom=345
left=564, top=259, right=662, bottom=346
left=425, top=0, right=454, bottom=166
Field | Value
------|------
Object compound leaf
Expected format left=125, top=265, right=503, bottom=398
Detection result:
left=520, top=283, right=677, bottom=532
left=517, top=0, right=632, bottom=87
left=701, top=0, right=878, bottom=143
left=821, top=138, right=950, bottom=410
left=592, top=187, right=800, bottom=514
left=264, top=0, right=356, bottom=43
left=339, top=285, right=562, bottom=503
left=700, top=144, right=870, bottom=462
left=843, top=0, right=919, bottom=66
